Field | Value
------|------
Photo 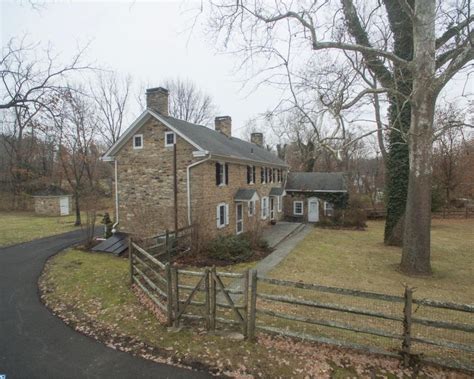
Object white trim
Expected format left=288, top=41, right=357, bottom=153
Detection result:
left=217, top=202, right=227, bottom=229
left=308, top=197, right=320, bottom=222
left=236, top=203, right=244, bottom=235
left=293, top=201, right=304, bottom=216
left=270, top=197, right=275, bottom=220
left=112, top=159, right=119, bottom=231
left=277, top=195, right=282, bottom=212
left=133, top=134, right=143, bottom=149
left=248, top=200, right=255, bottom=217
left=261, top=196, right=269, bottom=219
left=164, top=131, right=175, bottom=147
left=217, top=161, right=227, bottom=186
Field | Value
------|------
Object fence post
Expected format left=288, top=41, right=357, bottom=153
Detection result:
left=165, top=263, right=173, bottom=327
left=248, top=269, right=258, bottom=341
left=210, top=266, right=216, bottom=331
left=172, top=267, right=180, bottom=328
left=242, top=269, right=250, bottom=337
left=401, top=286, right=413, bottom=368
left=165, top=229, right=170, bottom=263
left=204, top=268, right=211, bottom=330
left=128, top=237, right=134, bottom=286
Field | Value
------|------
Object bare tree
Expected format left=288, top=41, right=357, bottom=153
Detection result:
left=207, top=0, right=474, bottom=275
left=91, top=72, right=131, bottom=147
left=163, top=77, right=218, bottom=126
left=0, top=37, right=90, bottom=112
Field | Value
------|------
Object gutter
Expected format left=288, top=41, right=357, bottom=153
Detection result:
left=112, top=159, right=119, bottom=232
left=187, top=152, right=212, bottom=225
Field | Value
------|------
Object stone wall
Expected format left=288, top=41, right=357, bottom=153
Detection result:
left=283, top=192, right=328, bottom=223
left=190, top=162, right=286, bottom=240
left=34, top=196, right=62, bottom=216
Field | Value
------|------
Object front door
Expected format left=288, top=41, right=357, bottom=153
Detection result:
left=270, top=197, right=275, bottom=220
left=308, top=197, right=319, bottom=222
left=236, top=203, right=243, bottom=234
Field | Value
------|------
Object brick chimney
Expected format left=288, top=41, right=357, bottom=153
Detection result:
left=146, top=87, right=169, bottom=116
left=251, top=132, right=264, bottom=147
left=215, top=116, right=232, bottom=137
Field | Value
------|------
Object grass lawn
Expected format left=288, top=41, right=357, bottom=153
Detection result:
left=269, top=219, right=474, bottom=303
left=261, top=219, right=474, bottom=367
left=40, top=248, right=465, bottom=378
left=0, top=211, right=80, bottom=247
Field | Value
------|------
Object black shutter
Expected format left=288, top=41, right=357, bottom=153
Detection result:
left=225, top=163, right=229, bottom=185
left=247, top=166, right=251, bottom=184
left=216, top=162, right=221, bottom=185
left=253, top=166, right=256, bottom=184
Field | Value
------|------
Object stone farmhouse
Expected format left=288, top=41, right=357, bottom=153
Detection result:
left=103, top=87, right=347, bottom=240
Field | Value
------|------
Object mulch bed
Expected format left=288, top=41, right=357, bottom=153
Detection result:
left=174, top=248, right=272, bottom=268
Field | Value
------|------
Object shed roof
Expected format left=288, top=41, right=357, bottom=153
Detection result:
left=285, top=172, right=347, bottom=192
left=234, top=188, right=259, bottom=202
left=33, top=186, right=71, bottom=197
left=269, top=187, right=285, bottom=196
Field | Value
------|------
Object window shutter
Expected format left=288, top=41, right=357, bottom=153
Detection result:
left=216, top=162, right=221, bottom=185
left=247, top=166, right=251, bottom=184
left=216, top=205, right=220, bottom=228
left=225, top=163, right=229, bottom=185
left=253, top=166, right=256, bottom=183
left=225, top=204, right=229, bottom=225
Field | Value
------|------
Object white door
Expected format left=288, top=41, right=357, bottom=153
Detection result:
left=308, top=197, right=319, bottom=222
left=236, top=203, right=244, bottom=234
left=59, top=197, right=69, bottom=216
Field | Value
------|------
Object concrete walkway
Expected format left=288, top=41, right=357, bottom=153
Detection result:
left=0, top=230, right=211, bottom=379
left=261, top=221, right=304, bottom=249
left=257, top=223, right=311, bottom=277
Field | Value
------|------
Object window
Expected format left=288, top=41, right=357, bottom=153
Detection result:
left=133, top=134, right=143, bottom=149
left=261, top=197, right=269, bottom=219
left=260, top=167, right=265, bottom=183
left=278, top=169, right=282, bottom=183
left=164, top=131, right=175, bottom=147
left=248, top=200, right=255, bottom=216
left=247, top=165, right=254, bottom=184
left=216, top=203, right=229, bottom=228
left=216, top=162, right=229, bottom=186
left=272, top=168, right=276, bottom=183
left=264, top=167, right=269, bottom=183
left=324, top=201, right=334, bottom=217
left=277, top=196, right=282, bottom=212
left=293, top=201, right=303, bottom=216
left=236, top=203, right=243, bottom=234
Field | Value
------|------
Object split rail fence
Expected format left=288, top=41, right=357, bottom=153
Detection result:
left=129, top=240, right=473, bottom=372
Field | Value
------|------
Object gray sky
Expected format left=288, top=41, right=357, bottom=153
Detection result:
left=1, top=0, right=284, bottom=139
left=1, top=1, right=472, bottom=143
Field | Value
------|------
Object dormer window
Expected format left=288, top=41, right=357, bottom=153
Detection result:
left=165, top=131, right=175, bottom=147
left=133, top=134, right=143, bottom=149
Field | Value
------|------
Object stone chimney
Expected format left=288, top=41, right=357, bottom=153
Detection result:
left=251, top=132, right=264, bottom=147
left=146, top=87, right=169, bottom=116
left=215, top=116, right=232, bottom=137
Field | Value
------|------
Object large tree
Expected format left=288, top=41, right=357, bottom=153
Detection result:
left=208, top=0, right=474, bottom=275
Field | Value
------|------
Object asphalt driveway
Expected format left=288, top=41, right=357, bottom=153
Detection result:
left=0, top=230, right=211, bottom=379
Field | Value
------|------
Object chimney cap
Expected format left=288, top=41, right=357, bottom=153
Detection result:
left=215, top=115, right=231, bottom=121
left=146, top=87, right=169, bottom=94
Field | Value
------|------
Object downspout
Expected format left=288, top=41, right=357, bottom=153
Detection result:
left=112, top=159, right=119, bottom=233
left=187, top=153, right=212, bottom=225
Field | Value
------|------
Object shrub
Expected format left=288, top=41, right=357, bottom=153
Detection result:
left=206, top=234, right=253, bottom=263
left=316, top=198, right=367, bottom=230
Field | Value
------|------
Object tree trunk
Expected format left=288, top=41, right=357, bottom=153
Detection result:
left=400, top=0, right=436, bottom=275
left=74, top=192, right=81, bottom=226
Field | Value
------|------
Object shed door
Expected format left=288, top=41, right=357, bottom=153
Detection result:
left=308, top=197, right=319, bottom=222
left=60, top=197, right=69, bottom=216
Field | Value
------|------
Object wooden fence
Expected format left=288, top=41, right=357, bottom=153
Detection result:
left=365, top=207, right=473, bottom=220
left=129, top=241, right=473, bottom=372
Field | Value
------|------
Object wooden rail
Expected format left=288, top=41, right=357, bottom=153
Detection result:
left=129, top=240, right=473, bottom=372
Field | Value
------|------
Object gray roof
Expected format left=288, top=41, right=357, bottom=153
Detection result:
left=33, top=186, right=71, bottom=197
left=160, top=114, right=287, bottom=167
left=285, top=172, right=347, bottom=192
left=234, top=188, right=258, bottom=201
left=269, top=187, right=285, bottom=196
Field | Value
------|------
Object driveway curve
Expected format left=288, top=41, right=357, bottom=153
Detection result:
left=0, top=230, right=211, bottom=379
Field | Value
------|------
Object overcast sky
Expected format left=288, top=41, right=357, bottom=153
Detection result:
left=1, top=0, right=286, bottom=139
left=1, top=1, right=472, bottom=142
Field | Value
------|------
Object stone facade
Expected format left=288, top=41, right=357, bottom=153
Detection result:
left=283, top=192, right=330, bottom=223
left=34, top=196, right=71, bottom=216
left=114, top=116, right=286, bottom=238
